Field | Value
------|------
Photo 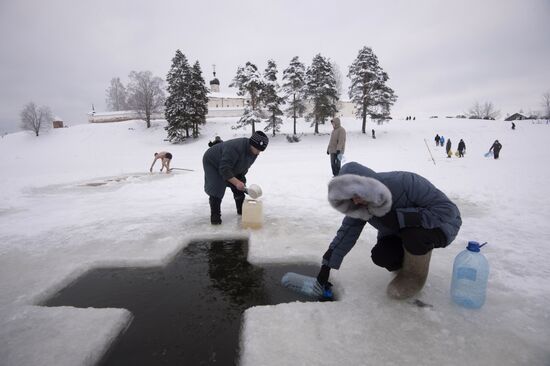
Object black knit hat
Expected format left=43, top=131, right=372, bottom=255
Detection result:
left=249, top=131, right=269, bottom=151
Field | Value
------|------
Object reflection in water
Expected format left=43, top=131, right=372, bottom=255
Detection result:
left=41, top=240, right=323, bottom=365
left=207, top=241, right=267, bottom=306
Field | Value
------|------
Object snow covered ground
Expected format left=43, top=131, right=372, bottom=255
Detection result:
left=0, top=116, right=549, bottom=365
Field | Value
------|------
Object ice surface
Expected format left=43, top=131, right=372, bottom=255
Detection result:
left=1, top=117, right=549, bottom=365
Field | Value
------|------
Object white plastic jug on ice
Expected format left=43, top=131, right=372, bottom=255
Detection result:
left=242, top=199, right=263, bottom=229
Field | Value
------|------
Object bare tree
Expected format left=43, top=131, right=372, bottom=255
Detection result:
left=468, top=101, right=500, bottom=119
left=542, top=91, right=550, bottom=122
left=105, top=77, right=128, bottom=111
left=19, top=102, right=52, bottom=136
left=127, top=71, right=166, bottom=128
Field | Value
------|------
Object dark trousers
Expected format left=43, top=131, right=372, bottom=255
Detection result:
left=371, top=228, right=447, bottom=271
left=493, top=149, right=500, bottom=159
left=227, top=182, right=245, bottom=214
left=330, top=153, right=341, bottom=176
left=210, top=175, right=246, bottom=215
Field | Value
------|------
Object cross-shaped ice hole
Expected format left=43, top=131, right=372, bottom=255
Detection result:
left=41, top=240, right=330, bottom=365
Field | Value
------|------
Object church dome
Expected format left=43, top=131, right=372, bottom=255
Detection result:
left=210, top=78, right=220, bottom=85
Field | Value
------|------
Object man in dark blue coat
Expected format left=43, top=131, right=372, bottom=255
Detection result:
left=316, top=162, right=462, bottom=299
left=203, top=131, right=269, bottom=225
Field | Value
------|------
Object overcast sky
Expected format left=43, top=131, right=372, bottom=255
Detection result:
left=1, top=0, right=549, bottom=133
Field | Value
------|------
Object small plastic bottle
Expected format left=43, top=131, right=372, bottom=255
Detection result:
left=281, top=272, right=333, bottom=299
left=451, top=241, right=489, bottom=309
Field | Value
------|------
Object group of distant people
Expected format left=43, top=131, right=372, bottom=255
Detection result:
left=405, top=116, right=415, bottom=120
left=434, top=134, right=502, bottom=159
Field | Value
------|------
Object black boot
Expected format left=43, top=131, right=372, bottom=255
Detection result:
left=209, top=196, right=222, bottom=225
left=235, top=197, right=244, bottom=215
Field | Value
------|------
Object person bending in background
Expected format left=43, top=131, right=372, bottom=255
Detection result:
left=150, top=151, right=172, bottom=173
left=203, top=131, right=269, bottom=225
left=327, top=117, right=346, bottom=176
left=315, top=162, right=462, bottom=300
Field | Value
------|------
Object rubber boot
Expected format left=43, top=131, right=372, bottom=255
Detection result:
left=386, top=249, right=432, bottom=300
left=209, top=196, right=222, bottom=225
left=235, top=197, right=244, bottom=215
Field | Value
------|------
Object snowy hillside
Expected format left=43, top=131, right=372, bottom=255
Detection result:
left=0, top=117, right=549, bottom=365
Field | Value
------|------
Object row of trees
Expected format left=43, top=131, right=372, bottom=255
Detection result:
left=229, top=46, right=397, bottom=136
left=104, top=46, right=397, bottom=140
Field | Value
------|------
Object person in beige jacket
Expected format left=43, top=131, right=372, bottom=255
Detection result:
left=326, top=117, right=346, bottom=176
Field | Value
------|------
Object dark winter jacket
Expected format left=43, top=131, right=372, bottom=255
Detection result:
left=323, top=162, right=462, bottom=269
left=490, top=140, right=502, bottom=153
left=458, top=140, right=466, bottom=152
left=203, top=138, right=257, bottom=198
left=446, top=139, right=452, bottom=153
left=435, top=134, right=440, bottom=143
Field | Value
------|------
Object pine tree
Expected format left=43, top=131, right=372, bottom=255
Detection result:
left=188, top=61, right=209, bottom=138
left=304, top=54, right=339, bottom=134
left=230, top=62, right=263, bottom=132
left=232, top=106, right=262, bottom=131
left=164, top=50, right=191, bottom=142
left=282, top=56, right=306, bottom=135
left=348, top=46, right=397, bottom=133
left=261, top=60, right=284, bottom=137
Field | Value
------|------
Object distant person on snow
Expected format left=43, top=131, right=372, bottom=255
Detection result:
left=446, top=139, right=452, bottom=158
left=208, top=136, right=223, bottom=147
left=434, top=134, right=440, bottom=146
left=315, top=162, right=462, bottom=300
left=511, top=122, right=516, bottom=130
left=457, top=139, right=466, bottom=157
left=489, top=140, right=502, bottom=159
left=150, top=151, right=172, bottom=173
left=327, top=117, right=346, bottom=176
left=372, top=129, right=376, bottom=139
left=439, top=135, right=445, bottom=147
left=203, top=131, right=269, bottom=225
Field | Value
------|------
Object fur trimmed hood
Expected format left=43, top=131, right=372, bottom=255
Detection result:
left=328, top=174, right=392, bottom=221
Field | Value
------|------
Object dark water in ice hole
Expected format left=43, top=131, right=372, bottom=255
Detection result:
left=41, top=240, right=328, bottom=366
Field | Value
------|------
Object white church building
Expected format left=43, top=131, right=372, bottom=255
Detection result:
left=89, top=70, right=355, bottom=123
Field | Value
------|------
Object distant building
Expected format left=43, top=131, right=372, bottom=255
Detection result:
left=505, top=113, right=527, bottom=121
left=52, top=117, right=64, bottom=128
left=88, top=110, right=164, bottom=123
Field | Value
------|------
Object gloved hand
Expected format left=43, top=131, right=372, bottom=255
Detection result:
left=315, top=265, right=334, bottom=300
left=316, top=264, right=331, bottom=285
left=326, top=150, right=329, bottom=155
left=376, top=210, right=400, bottom=230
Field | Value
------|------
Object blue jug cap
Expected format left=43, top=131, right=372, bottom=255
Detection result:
left=467, top=241, right=487, bottom=252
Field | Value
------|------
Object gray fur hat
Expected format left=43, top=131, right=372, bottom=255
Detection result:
left=328, top=174, right=392, bottom=221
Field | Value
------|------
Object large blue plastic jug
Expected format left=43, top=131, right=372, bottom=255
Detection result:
left=451, top=241, right=489, bottom=309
